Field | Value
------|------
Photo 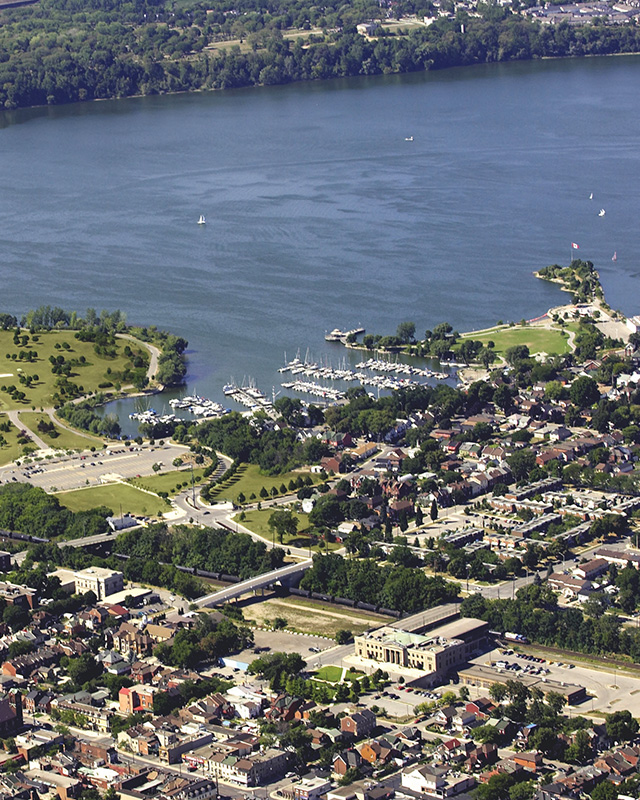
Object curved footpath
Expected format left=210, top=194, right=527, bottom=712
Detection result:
left=116, top=333, right=161, bottom=385
left=6, top=409, right=48, bottom=451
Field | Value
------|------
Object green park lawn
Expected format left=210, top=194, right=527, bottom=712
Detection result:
left=18, top=411, right=103, bottom=451
left=314, top=665, right=343, bottom=682
left=460, top=325, right=571, bottom=357
left=0, top=329, right=148, bottom=411
left=0, top=417, right=36, bottom=465
left=313, top=665, right=368, bottom=683
left=55, top=483, right=169, bottom=517
left=208, top=462, right=320, bottom=505
left=129, top=468, right=206, bottom=496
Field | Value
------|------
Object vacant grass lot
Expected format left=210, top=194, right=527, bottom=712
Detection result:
left=0, top=417, right=34, bottom=465
left=129, top=468, right=206, bottom=496
left=208, top=463, right=320, bottom=505
left=0, top=329, right=148, bottom=411
left=19, top=412, right=103, bottom=450
left=461, top=325, right=571, bottom=356
left=56, top=483, right=169, bottom=517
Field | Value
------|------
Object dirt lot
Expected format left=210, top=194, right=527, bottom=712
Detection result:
left=237, top=594, right=389, bottom=638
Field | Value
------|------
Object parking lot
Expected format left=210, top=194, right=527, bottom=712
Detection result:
left=470, top=645, right=640, bottom=715
left=0, top=442, right=190, bottom=492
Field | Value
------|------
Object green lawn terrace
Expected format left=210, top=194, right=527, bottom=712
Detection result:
left=206, top=463, right=322, bottom=506
left=0, top=328, right=149, bottom=411
left=459, top=324, right=572, bottom=360
left=56, top=482, right=169, bottom=517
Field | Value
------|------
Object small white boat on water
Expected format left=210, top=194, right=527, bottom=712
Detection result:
left=599, top=208, right=606, bottom=217
left=589, top=192, right=593, bottom=200
left=197, top=214, right=206, bottom=225
left=405, top=136, right=414, bottom=142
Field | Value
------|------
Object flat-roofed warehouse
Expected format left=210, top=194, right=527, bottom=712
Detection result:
left=429, top=618, right=490, bottom=654
left=458, top=664, right=587, bottom=705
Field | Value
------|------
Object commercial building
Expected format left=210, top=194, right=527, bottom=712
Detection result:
left=73, top=567, right=124, bottom=600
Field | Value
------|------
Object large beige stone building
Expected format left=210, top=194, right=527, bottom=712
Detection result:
left=354, top=618, right=489, bottom=677
left=73, top=567, right=123, bottom=600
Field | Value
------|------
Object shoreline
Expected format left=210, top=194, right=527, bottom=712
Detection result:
left=4, top=50, right=640, bottom=117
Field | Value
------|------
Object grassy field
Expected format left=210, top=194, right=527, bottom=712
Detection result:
left=0, top=417, right=35, bottom=465
left=460, top=325, right=571, bottom=356
left=55, top=483, right=169, bottom=516
left=0, top=329, right=148, bottom=411
left=240, top=595, right=385, bottom=637
left=129, top=467, right=206, bottom=496
left=208, top=462, right=320, bottom=505
left=239, top=507, right=341, bottom=551
left=18, top=411, right=103, bottom=451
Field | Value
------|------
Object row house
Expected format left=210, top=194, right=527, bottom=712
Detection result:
left=54, top=697, right=113, bottom=733
left=23, top=690, right=53, bottom=715
left=206, top=747, right=291, bottom=786
left=574, top=558, right=609, bottom=581
left=2, top=648, right=59, bottom=679
left=548, top=573, right=594, bottom=599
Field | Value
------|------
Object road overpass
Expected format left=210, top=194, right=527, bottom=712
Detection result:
left=195, top=559, right=313, bottom=608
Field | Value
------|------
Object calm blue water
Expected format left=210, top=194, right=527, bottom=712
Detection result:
left=1, top=56, right=639, bottom=430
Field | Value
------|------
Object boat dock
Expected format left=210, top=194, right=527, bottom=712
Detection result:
left=325, top=326, right=365, bottom=342
left=169, top=395, right=229, bottom=418
left=223, top=381, right=276, bottom=417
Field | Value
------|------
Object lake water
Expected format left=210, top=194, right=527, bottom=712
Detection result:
left=1, top=55, right=639, bottom=431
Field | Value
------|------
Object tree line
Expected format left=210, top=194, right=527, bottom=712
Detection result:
left=299, top=551, right=459, bottom=613
left=114, top=522, right=285, bottom=578
left=1, top=0, right=640, bottom=110
left=461, top=583, right=640, bottom=662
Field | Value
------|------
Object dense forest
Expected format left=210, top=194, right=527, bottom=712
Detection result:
left=0, top=0, right=639, bottom=110
left=0, top=483, right=110, bottom=539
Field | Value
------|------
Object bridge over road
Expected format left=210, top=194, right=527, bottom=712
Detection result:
left=195, top=559, right=313, bottom=608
